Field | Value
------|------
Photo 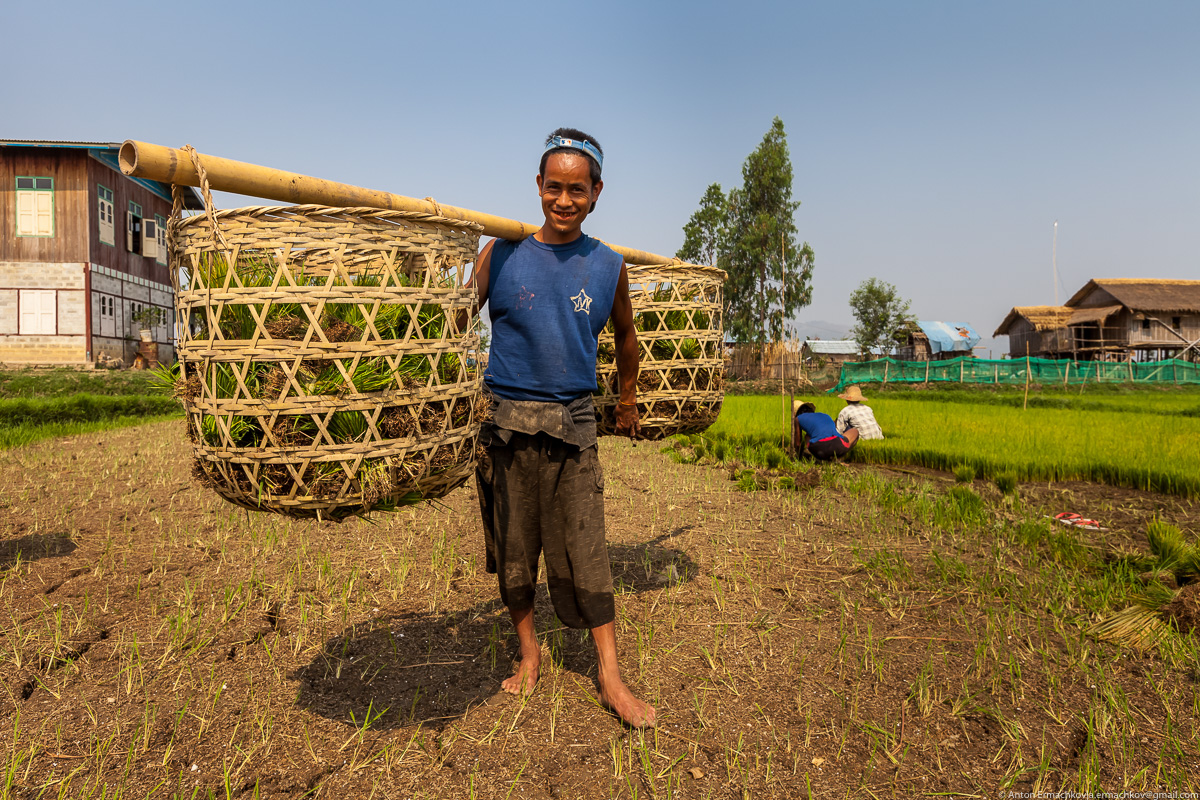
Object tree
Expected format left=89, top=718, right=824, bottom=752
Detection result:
left=676, top=183, right=729, bottom=268
left=724, top=118, right=815, bottom=346
left=848, top=278, right=914, bottom=357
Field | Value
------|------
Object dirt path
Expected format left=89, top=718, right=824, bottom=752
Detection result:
left=0, top=420, right=1197, bottom=797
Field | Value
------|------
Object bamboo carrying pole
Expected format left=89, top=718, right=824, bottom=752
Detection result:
left=120, top=140, right=680, bottom=267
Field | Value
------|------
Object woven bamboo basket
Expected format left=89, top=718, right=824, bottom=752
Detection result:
left=595, top=262, right=725, bottom=439
left=168, top=156, right=484, bottom=520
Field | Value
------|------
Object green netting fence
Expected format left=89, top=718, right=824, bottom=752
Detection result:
left=831, top=357, right=1200, bottom=393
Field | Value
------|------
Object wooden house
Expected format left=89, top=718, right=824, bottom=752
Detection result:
left=0, top=140, right=201, bottom=366
left=995, top=279, right=1200, bottom=361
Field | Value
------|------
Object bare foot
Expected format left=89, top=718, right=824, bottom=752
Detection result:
left=599, top=675, right=656, bottom=728
left=502, top=654, right=540, bottom=696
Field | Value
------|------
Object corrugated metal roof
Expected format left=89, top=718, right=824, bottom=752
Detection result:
left=1, top=139, right=123, bottom=148
left=802, top=339, right=860, bottom=355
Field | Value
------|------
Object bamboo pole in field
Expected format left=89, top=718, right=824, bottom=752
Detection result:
left=789, top=391, right=795, bottom=456
left=1023, top=346, right=1031, bottom=410
left=119, top=140, right=680, bottom=267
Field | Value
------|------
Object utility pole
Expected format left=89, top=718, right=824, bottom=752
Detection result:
left=1052, top=220, right=1059, bottom=306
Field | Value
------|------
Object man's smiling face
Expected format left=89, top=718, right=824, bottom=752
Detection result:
left=536, top=152, right=602, bottom=243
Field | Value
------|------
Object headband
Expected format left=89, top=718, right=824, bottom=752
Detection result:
left=543, top=136, right=603, bottom=172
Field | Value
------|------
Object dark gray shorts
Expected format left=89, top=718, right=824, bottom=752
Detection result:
left=476, top=431, right=615, bottom=629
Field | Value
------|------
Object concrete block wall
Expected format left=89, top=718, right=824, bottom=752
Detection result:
left=0, top=261, right=85, bottom=291
left=0, top=261, right=88, bottom=364
left=0, top=260, right=176, bottom=366
left=0, top=335, right=87, bottom=364
left=0, top=290, right=16, bottom=335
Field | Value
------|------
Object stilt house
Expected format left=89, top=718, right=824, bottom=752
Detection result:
left=994, top=279, right=1200, bottom=361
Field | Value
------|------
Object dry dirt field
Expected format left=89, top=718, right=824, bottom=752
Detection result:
left=1, top=420, right=1199, bottom=798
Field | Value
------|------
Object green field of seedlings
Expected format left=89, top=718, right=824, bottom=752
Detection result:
left=706, top=387, right=1200, bottom=497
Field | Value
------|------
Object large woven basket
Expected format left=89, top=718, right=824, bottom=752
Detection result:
left=595, top=262, right=725, bottom=439
left=169, top=176, right=484, bottom=520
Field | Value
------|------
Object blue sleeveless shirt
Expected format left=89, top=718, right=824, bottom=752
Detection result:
left=484, top=234, right=623, bottom=402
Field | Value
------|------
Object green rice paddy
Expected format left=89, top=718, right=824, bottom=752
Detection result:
left=705, top=387, right=1200, bottom=497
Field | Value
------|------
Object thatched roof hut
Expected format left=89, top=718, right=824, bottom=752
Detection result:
left=1066, top=279, right=1200, bottom=314
left=997, top=279, right=1200, bottom=360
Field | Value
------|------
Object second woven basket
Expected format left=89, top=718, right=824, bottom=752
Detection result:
left=595, top=262, right=725, bottom=440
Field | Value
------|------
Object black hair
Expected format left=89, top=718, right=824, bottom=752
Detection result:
left=539, top=127, right=603, bottom=186
left=797, top=402, right=816, bottom=415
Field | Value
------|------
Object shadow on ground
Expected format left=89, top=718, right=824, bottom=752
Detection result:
left=0, top=532, right=77, bottom=567
left=608, top=528, right=698, bottom=594
left=294, top=531, right=700, bottom=729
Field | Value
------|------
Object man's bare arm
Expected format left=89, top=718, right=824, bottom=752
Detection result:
left=456, top=239, right=496, bottom=334
left=610, top=264, right=640, bottom=438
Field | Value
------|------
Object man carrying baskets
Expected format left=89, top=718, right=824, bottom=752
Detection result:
left=469, top=128, right=655, bottom=727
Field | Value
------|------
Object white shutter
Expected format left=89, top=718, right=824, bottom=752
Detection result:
left=19, top=290, right=56, bottom=335
left=34, top=193, right=53, bottom=236
left=142, top=219, right=157, bottom=259
left=37, top=291, right=56, bottom=333
left=156, top=218, right=168, bottom=264
left=16, top=192, right=36, bottom=236
left=126, top=211, right=135, bottom=251
left=99, top=201, right=114, bottom=245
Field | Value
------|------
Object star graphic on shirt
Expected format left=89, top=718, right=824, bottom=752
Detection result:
left=571, top=288, right=593, bottom=315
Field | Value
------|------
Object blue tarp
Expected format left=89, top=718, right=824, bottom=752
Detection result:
left=917, top=321, right=980, bottom=355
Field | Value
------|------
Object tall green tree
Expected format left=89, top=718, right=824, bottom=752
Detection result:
left=848, top=278, right=914, bottom=357
left=676, top=183, right=729, bottom=268
left=725, top=118, right=815, bottom=345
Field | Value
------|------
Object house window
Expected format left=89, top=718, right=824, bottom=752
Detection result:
left=127, top=201, right=143, bottom=254
left=1141, top=318, right=1151, bottom=333
left=99, top=296, right=115, bottom=318
left=97, top=185, right=115, bottom=246
left=15, top=177, right=55, bottom=237
left=1172, top=316, right=1181, bottom=331
left=154, top=214, right=167, bottom=265
left=19, top=290, right=56, bottom=334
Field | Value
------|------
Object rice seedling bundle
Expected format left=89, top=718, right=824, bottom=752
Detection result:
left=169, top=182, right=485, bottom=520
left=595, top=263, right=725, bottom=439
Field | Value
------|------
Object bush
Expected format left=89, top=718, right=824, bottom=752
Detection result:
left=953, top=464, right=976, bottom=483
left=763, top=447, right=785, bottom=470
left=994, top=471, right=1018, bottom=496
left=945, top=486, right=987, bottom=525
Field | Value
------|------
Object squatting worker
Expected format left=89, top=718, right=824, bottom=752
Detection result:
left=467, top=128, right=655, bottom=728
left=835, top=385, right=883, bottom=440
left=793, top=401, right=858, bottom=461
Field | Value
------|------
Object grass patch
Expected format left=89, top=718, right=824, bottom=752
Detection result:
left=0, top=367, right=162, bottom=398
left=0, top=414, right=180, bottom=449
left=0, top=395, right=180, bottom=428
left=0, top=393, right=182, bottom=451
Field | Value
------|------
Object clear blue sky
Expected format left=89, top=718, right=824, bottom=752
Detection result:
left=6, top=1, right=1198, bottom=354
